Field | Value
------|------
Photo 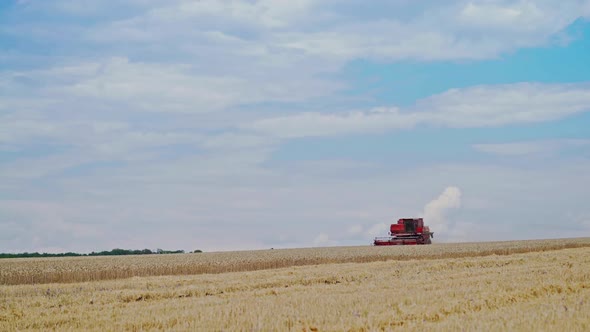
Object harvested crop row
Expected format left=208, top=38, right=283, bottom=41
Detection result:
left=1, top=237, right=589, bottom=285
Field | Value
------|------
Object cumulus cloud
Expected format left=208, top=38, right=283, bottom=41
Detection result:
left=4, top=1, right=589, bottom=119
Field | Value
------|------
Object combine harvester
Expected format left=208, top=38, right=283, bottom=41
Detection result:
left=373, top=218, right=434, bottom=245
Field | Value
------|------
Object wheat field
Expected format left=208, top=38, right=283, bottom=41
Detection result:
left=1, top=238, right=589, bottom=331
left=1, top=238, right=589, bottom=285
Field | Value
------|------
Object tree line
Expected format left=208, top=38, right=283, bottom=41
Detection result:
left=0, top=248, right=203, bottom=259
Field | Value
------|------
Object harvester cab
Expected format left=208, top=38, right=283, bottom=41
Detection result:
left=373, top=218, right=433, bottom=245
left=403, top=219, right=416, bottom=233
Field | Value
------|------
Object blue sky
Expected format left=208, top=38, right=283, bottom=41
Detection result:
left=1, top=1, right=590, bottom=252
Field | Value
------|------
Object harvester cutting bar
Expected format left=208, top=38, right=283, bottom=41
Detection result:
left=373, top=236, right=422, bottom=246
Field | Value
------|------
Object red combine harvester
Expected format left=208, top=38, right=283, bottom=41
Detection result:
left=373, top=218, right=433, bottom=245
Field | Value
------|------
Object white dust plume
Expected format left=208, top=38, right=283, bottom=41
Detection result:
left=422, top=186, right=462, bottom=237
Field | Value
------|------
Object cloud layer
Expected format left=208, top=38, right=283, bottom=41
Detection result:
left=244, top=83, right=590, bottom=138
left=1, top=0, right=590, bottom=252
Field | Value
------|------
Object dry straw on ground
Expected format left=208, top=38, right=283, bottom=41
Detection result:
left=0, top=240, right=589, bottom=331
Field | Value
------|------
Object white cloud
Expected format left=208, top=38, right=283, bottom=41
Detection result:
left=0, top=200, right=103, bottom=252
left=459, top=2, right=546, bottom=30
left=0, top=113, right=60, bottom=146
left=143, top=0, right=317, bottom=30
left=0, top=57, right=337, bottom=115
left=319, top=4, right=572, bottom=60
left=421, top=83, right=590, bottom=127
left=200, top=133, right=277, bottom=150
left=2, top=158, right=589, bottom=252
left=5, top=1, right=588, bottom=116
left=2, top=0, right=590, bottom=253
left=244, top=83, right=590, bottom=138
left=242, top=107, right=416, bottom=138
left=473, top=139, right=590, bottom=156
left=474, top=142, right=551, bottom=156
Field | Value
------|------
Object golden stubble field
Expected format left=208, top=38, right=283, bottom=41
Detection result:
left=1, top=238, right=589, bottom=331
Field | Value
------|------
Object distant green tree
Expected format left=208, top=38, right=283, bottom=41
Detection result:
left=0, top=248, right=187, bottom=259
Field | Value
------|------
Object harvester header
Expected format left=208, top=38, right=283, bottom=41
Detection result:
left=373, top=218, right=433, bottom=245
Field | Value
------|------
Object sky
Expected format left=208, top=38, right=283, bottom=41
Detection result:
left=1, top=0, right=590, bottom=253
